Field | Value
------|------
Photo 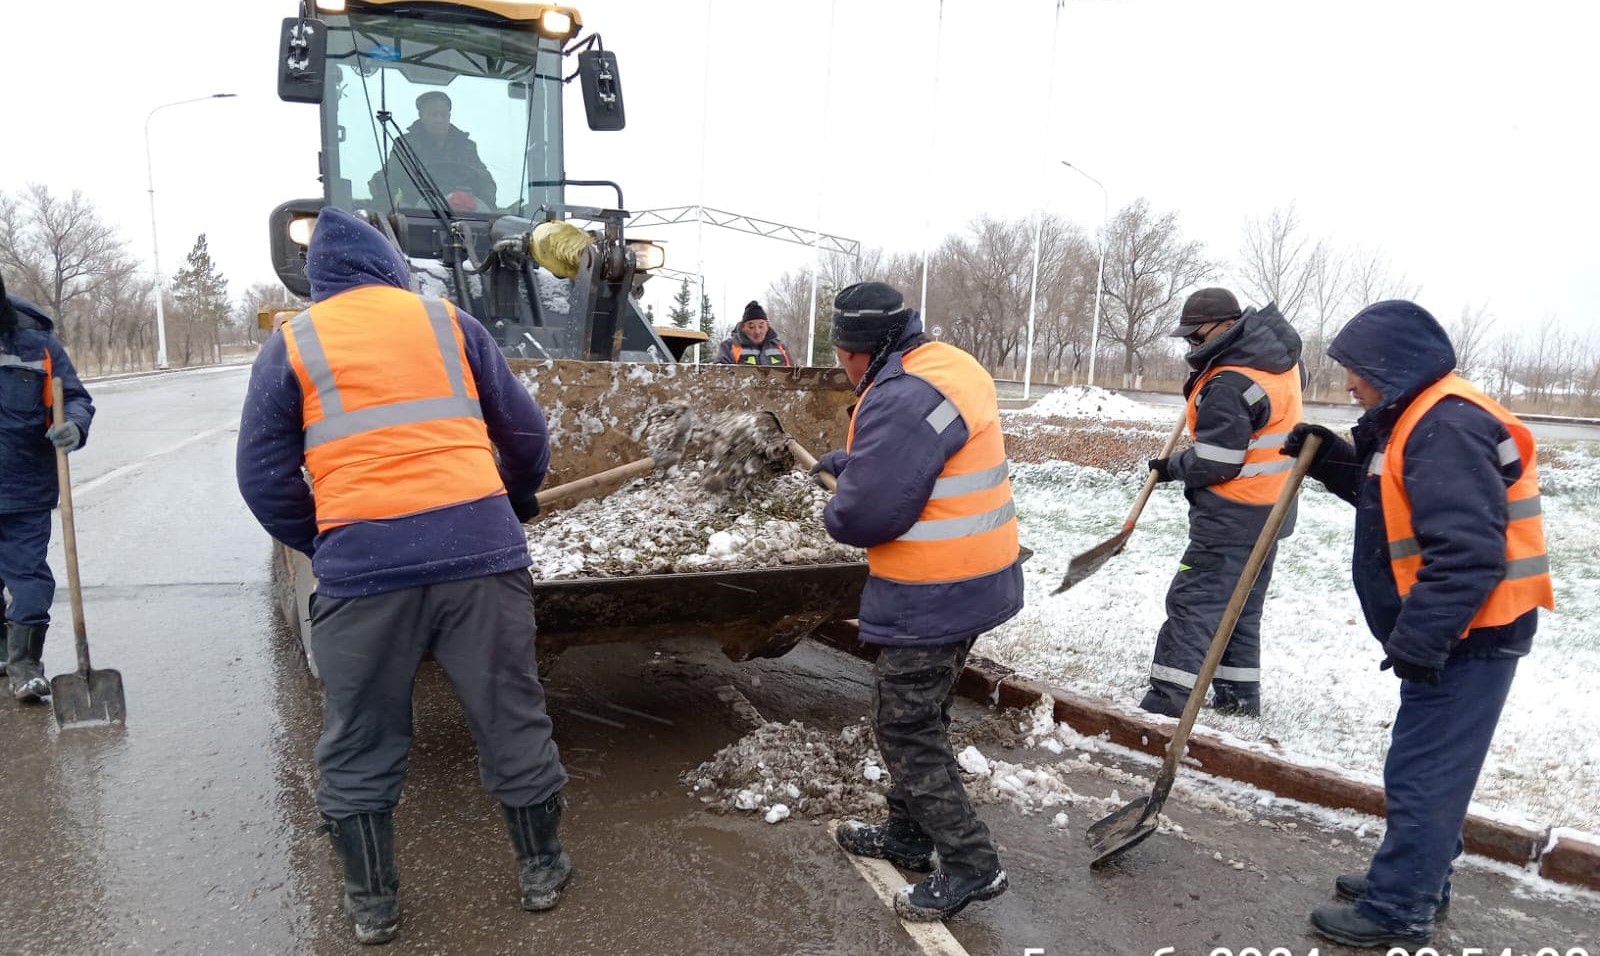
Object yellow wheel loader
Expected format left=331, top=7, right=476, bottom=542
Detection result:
left=266, top=0, right=861, bottom=672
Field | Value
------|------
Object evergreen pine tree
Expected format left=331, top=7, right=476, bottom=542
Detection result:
left=668, top=278, right=694, bottom=328
left=170, top=234, right=231, bottom=366
left=698, top=291, right=716, bottom=341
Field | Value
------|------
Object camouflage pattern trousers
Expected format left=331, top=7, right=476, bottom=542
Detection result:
left=873, top=637, right=1000, bottom=877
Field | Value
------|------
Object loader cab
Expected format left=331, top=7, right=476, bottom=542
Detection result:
left=271, top=1, right=666, bottom=362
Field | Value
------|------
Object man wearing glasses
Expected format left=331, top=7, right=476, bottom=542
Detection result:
left=1139, top=288, right=1305, bottom=719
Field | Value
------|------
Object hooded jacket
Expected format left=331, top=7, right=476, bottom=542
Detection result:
left=369, top=122, right=497, bottom=208
left=715, top=325, right=792, bottom=366
left=235, top=207, right=549, bottom=597
left=1, top=293, right=95, bottom=514
left=1306, top=300, right=1537, bottom=668
left=821, top=315, right=1025, bottom=644
left=1166, top=304, right=1305, bottom=543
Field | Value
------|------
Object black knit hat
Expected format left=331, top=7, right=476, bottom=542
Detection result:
left=741, top=300, right=767, bottom=323
left=831, top=281, right=912, bottom=353
left=1170, top=287, right=1242, bottom=337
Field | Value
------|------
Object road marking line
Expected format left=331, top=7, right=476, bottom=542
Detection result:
left=827, top=821, right=970, bottom=956
left=74, top=426, right=234, bottom=497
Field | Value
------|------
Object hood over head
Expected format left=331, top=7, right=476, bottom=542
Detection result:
left=306, top=207, right=412, bottom=303
left=1186, top=302, right=1301, bottom=374
left=1327, top=299, right=1455, bottom=408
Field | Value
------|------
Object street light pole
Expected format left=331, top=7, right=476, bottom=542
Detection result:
left=145, top=93, right=236, bottom=369
left=1061, top=160, right=1107, bottom=387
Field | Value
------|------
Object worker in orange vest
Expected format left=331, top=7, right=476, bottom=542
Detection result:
left=236, top=207, right=569, bottom=945
left=1284, top=300, right=1553, bottom=949
left=715, top=301, right=792, bottom=366
left=1142, top=288, right=1305, bottom=718
left=817, top=281, right=1022, bottom=923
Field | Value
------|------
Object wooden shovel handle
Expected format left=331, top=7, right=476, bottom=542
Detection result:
left=51, top=378, right=92, bottom=676
left=1118, top=414, right=1188, bottom=533
left=786, top=437, right=836, bottom=492
left=533, top=457, right=656, bottom=510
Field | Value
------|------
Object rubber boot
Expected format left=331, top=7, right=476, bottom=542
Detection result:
left=893, top=867, right=1009, bottom=922
left=322, top=813, right=400, bottom=945
left=6, top=623, right=49, bottom=703
left=503, top=793, right=573, bottom=911
left=835, top=815, right=936, bottom=872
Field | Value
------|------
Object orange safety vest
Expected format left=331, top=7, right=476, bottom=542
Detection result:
left=732, top=341, right=792, bottom=366
left=846, top=342, right=1019, bottom=584
left=1184, top=364, right=1303, bottom=505
left=282, top=287, right=505, bottom=532
left=1375, top=373, right=1555, bottom=631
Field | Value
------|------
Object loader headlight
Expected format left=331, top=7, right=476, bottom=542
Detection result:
left=288, top=216, right=317, bottom=247
left=536, top=9, right=579, bottom=41
left=314, top=0, right=347, bottom=12
left=627, top=240, right=665, bottom=271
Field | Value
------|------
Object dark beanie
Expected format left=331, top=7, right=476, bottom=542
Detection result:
left=741, top=300, right=767, bottom=323
left=831, top=281, right=912, bottom=353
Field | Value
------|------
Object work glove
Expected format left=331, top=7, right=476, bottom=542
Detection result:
left=1280, top=423, right=1342, bottom=464
left=1380, top=656, right=1441, bottom=686
left=511, top=496, right=540, bottom=523
left=1147, top=457, right=1174, bottom=483
left=810, top=449, right=847, bottom=489
left=46, top=420, right=82, bottom=452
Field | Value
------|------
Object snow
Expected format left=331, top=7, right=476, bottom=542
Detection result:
left=1014, top=385, right=1175, bottom=424
left=988, top=403, right=1600, bottom=830
left=956, top=746, right=991, bottom=776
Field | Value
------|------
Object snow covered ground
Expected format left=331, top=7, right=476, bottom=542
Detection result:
left=986, top=396, right=1600, bottom=831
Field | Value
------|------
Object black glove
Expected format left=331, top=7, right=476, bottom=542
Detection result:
left=811, top=449, right=847, bottom=488
left=1147, top=457, right=1174, bottom=483
left=1281, top=423, right=1338, bottom=463
left=1381, top=656, right=1441, bottom=686
left=511, top=496, right=540, bottom=523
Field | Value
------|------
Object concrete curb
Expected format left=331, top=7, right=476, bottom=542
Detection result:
left=810, top=621, right=1600, bottom=892
left=82, top=360, right=253, bottom=385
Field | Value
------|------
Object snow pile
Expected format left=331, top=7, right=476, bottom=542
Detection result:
left=684, top=719, right=890, bottom=819
left=526, top=465, right=859, bottom=578
left=1015, top=386, right=1174, bottom=424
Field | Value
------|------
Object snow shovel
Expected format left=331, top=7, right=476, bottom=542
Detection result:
left=757, top=410, right=836, bottom=491
left=1084, top=433, right=1321, bottom=868
left=530, top=404, right=694, bottom=511
left=1053, top=415, right=1187, bottom=594
left=48, top=378, right=127, bottom=729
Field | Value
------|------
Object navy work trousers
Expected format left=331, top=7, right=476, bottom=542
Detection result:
left=311, top=569, right=567, bottom=818
left=1148, top=540, right=1277, bottom=705
left=1359, top=653, right=1519, bottom=933
left=0, top=510, right=54, bottom=627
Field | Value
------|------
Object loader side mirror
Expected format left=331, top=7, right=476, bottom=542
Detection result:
left=278, top=18, right=327, bottom=104
left=577, top=50, right=625, bottom=131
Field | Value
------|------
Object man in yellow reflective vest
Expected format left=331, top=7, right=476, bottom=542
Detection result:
left=236, top=207, right=569, bottom=945
left=1142, top=288, right=1305, bottom=718
left=816, top=281, right=1023, bottom=923
left=1283, top=300, right=1553, bottom=949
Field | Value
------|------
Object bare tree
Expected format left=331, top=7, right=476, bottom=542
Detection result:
left=1345, top=245, right=1419, bottom=308
left=1299, top=245, right=1351, bottom=400
left=0, top=185, right=138, bottom=346
left=1100, top=198, right=1214, bottom=386
left=1234, top=203, right=1321, bottom=324
left=1447, top=303, right=1494, bottom=377
left=235, top=281, right=307, bottom=346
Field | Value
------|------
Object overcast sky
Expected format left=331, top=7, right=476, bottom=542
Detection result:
left=4, top=0, right=1596, bottom=351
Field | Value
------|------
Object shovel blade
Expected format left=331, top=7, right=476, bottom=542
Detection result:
left=1085, top=794, right=1161, bottom=868
left=1054, top=530, right=1132, bottom=594
left=50, top=668, right=127, bottom=729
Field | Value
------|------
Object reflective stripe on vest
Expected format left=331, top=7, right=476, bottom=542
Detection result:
left=1184, top=363, right=1304, bottom=505
left=732, top=342, right=791, bottom=366
left=846, top=341, right=1019, bottom=585
left=282, top=288, right=504, bottom=531
left=1379, top=373, right=1555, bottom=631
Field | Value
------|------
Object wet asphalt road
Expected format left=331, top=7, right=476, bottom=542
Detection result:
left=1, top=365, right=1595, bottom=955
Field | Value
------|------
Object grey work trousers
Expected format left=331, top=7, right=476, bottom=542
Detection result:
left=1148, top=539, right=1277, bottom=705
left=874, top=638, right=1000, bottom=877
left=311, top=569, right=567, bottom=818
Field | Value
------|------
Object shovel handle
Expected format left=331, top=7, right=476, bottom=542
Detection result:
left=1157, top=434, right=1323, bottom=785
left=52, top=378, right=92, bottom=676
left=785, top=437, right=836, bottom=492
left=1119, top=414, right=1188, bottom=532
left=533, top=457, right=656, bottom=511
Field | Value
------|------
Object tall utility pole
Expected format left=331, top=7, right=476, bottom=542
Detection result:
left=145, top=93, right=236, bottom=369
left=1061, top=160, right=1107, bottom=387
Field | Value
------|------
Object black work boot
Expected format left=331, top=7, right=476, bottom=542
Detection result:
left=1210, top=681, right=1261, bottom=717
left=6, top=623, right=50, bottom=703
left=835, top=816, right=936, bottom=872
left=503, top=793, right=573, bottom=911
left=1137, top=679, right=1187, bottom=718
left=1310, top=902, right=1429, bottom=948
left=322, top=813, right=400, bottom=945
left=893, top=867, right=1008, bottom=922
left=1335, top=873, right=1451, bottom=918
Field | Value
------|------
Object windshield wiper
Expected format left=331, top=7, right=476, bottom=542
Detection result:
left=376, top=110, right=454, bottom=227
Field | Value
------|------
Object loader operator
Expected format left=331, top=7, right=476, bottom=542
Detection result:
left=1283, top=300, right=1552, bottom=950
left=816, top=281, right=1022, bottom=923
left=1, top=274, right=94, bottom=704
left=716, top=301, right=793, bottom=366
left=1141, top=287, right=1304, bottom=719
left=368, top=91, right=498, bottom=213
left=236, top=207, right=570, bottom=945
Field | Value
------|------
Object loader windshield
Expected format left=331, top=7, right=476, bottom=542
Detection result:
left=319, top=12, right=565, bottom=218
